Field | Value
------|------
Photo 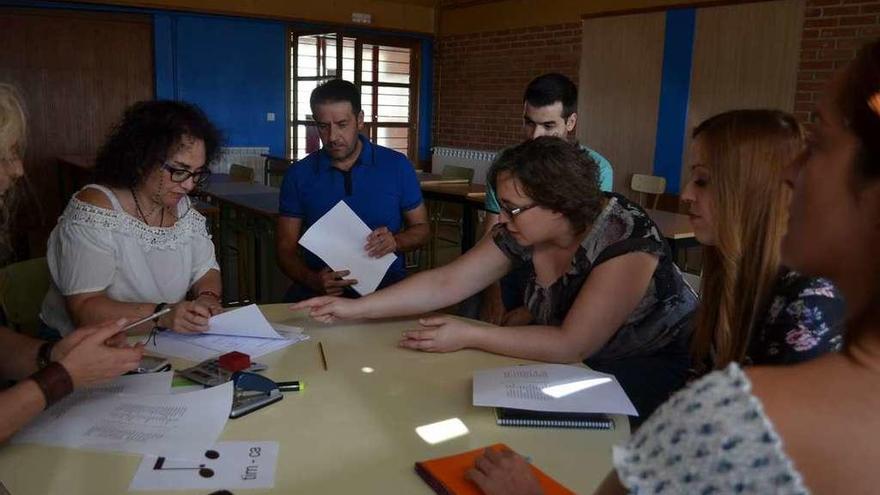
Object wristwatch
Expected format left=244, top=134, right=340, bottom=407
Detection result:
left=36, top=341, right=56, bottom=369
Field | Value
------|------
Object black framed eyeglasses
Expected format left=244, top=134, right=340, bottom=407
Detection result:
left=499, top=202, right=539, bottom=220
left=162, top=163, right=212, bottom=186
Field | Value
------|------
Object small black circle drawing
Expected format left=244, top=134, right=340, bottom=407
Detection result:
left=205, top=450, right=220, bottom=460
left=199, top=467, right=215, bottom=478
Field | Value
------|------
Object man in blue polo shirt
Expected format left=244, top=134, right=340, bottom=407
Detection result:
left=477, top=73, right=614, bottom=325
left=276, top=79, right=430, bottom=302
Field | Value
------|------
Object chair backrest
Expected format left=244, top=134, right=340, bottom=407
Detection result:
left=630, top=173, right=666, bottom=209
left=440, top=165, right=475, bottom=184
left=0, top=257, right=50, bottom=335
left=681, top=271, right=702, bottom=298
left=229, top=163, right=255, bottom=182
left=262, top=154, right=295, bottom=187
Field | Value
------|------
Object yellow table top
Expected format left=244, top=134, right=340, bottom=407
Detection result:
left=0, top=305, right=629, bottom=494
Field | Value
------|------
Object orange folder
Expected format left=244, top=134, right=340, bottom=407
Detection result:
left=414, top=443, right=576, bottom=495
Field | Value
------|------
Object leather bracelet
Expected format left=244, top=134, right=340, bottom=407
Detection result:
left=197, top=290, right=221, bottom=301
left=30, top=362, right=74, bottom=408
left=36, top=341, right=55, bottom=370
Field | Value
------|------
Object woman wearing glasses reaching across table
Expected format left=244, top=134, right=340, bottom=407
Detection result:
left=295, top=136, right=698, bottom=422
left=39, top=100, right=223, bottom=339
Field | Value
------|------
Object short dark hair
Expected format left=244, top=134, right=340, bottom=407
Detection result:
left=310, top=79, right=362, bottom=116
left=839, top=38, right=880, bottom=183
left=488, top=136, right=602, bottom=234
left=94, top=100, right=222, bottom=189
left=523, top=73, right=578, bottom=119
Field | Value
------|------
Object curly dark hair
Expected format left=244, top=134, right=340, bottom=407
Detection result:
left=488, top=136, right=602, bottom=234
left=839, top=38, right=880, bottom=183
left=94, top=100, right=223, bottom=188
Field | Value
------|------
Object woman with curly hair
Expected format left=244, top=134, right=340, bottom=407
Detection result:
left=294, top=136, right=698, bottom=420
left=40, top=100, right=224, bottom=338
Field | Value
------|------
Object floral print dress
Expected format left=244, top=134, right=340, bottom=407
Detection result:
left=746, top=270, right=844, bottom=366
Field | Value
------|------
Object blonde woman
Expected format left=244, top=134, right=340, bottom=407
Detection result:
left=0, top=84, right=142, bottom=441
left=682, top=109, right=844, bottom=371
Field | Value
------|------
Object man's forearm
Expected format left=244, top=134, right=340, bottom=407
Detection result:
left=393, top=223, right=430, bottom=252
left=277, top=250, right=320, bottom=291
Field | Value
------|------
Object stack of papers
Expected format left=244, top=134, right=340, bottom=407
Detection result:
left=299, top=201, right=397, bottom=295
left=13, top=373, right=233, bottom=459
left=473, top=364, right=638, bottom=416
left=147, top=305, right=309, bottom=362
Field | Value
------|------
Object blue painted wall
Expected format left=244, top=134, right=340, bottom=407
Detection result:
left=154, top=14, right=288, bottom=156
left=4, top=0, right=433, bottom=161
left=652, top=8, right=696, bottom=194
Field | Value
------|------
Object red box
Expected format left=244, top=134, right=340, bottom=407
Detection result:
left=218, top=351, right=251, bottom=372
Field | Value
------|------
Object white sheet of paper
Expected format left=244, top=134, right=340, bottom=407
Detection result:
left=472, top=364, right=638, bottom=416
left=207, top=304, right=284, bottom=339
left=298, top=201, right=396, bottom=295
left=146, top=327, right=309, bottom=362
left=13, top=382, right=233, bottom=459
left=129, top=441, right=279, bottom=491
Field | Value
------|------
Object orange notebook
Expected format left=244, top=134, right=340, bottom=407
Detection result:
left=414, top=443, right=576, bottom=495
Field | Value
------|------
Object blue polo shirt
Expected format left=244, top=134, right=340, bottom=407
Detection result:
left=279, top=134, right=423, bottom=286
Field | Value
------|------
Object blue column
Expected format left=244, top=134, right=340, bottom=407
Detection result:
left=652, top=8, right=696, bottom=194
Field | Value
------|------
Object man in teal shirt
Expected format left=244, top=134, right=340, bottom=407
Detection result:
left=478, top=73, right=614, bottom=325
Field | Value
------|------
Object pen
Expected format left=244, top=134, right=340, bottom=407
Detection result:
left=123, top=307, right=172, bottom=332
left=277, top=381, right=304, bottom=392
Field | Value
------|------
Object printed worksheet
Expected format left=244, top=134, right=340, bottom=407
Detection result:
left=298, top=201, right=396, bottom=295
left=472, top=364, right=638, bottom=416
left=206, top=304, right=285, bottom=339
left=13, top=382, right=233, bottom=459
left=146, top=327, right=309, bottom=362
left=129, top=441, right=279, bottom=491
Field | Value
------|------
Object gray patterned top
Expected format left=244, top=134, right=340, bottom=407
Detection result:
left=493, top=193, right=698, bottom=361
left=613, top=363, right=808, bottom=494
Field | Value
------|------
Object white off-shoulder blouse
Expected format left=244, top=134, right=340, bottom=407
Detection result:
left=40, top=184, right=219, bottom=335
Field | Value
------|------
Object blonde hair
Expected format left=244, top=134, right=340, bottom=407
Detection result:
left=689, top=109, right=804, bottom=371
left=0, top=84, right=26, bottom=163
left=0, top=84, right=27, bottom=260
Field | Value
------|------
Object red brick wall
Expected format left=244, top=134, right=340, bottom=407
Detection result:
left=796, top=0, right=880, bottom=121
left=432, top=22, right=581, bottom=151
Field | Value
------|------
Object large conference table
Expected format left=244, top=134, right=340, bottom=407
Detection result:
left=0, top=305, right=629, bottom=494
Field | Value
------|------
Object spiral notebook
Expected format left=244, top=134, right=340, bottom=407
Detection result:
left=495, top=407, right=615, bottom=430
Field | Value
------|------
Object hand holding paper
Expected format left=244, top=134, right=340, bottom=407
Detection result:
left=299, top=201, right=397, bottom=295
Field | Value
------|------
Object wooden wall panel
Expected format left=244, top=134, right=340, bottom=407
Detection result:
left=578, top=12, right=665, bottom=196
left=0, top=9, right=154, bottom=257
left=682, top=0, right=804, bottom=188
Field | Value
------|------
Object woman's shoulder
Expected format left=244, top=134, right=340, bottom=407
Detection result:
left=774, top=270, right=841, bottom=301
left=73, top=185, right=120, bottom=210
left=613, top=364, right=808, bottom=494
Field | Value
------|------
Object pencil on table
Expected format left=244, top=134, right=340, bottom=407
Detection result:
left=319, top=341, right=328, bottom=371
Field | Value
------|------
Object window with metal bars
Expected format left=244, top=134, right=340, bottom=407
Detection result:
left=288, top=30, right=419, bottom=162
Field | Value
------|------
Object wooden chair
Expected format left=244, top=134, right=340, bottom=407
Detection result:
left=0, top=257, right=50, bottom=336
left=229, top=163, right=255, bottom=183
left=428, top=165, right=475, bottom=267
left=630, top=173, right=666, bottom=209
left=262, top=154, right=295, bottom=187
